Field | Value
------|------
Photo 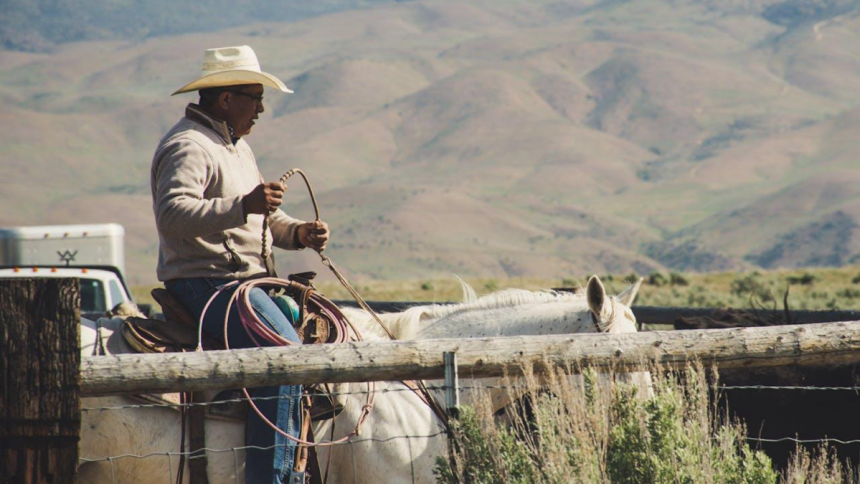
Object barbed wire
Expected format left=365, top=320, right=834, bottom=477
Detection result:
left=82, top=381, right=860, bottom=413
left=78, top=431, right=448, bottom=464
left=81, top=383, right=529, bottom=412
left=716, top=385, right=860, bottom=392
left=746, top=436, right=860, bottom=445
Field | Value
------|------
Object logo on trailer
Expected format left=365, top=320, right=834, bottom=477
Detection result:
left=58, top=250, right=78, bottom=266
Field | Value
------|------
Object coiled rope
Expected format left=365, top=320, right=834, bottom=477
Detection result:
left=198, top=278, right=373, bottom=446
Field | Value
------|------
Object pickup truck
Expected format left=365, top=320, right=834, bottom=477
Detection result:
left=0, top=224, right=143, bottom=319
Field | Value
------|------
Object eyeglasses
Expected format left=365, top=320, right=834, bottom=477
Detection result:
left=230, top=90, right=264, bottom=104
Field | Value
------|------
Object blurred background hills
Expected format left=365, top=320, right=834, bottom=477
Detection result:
left=1, top=0, right=859, bottom=285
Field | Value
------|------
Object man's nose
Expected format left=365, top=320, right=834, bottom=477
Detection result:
left=257, top=101, right=265, bottom=114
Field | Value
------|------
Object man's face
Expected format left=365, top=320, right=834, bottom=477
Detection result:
left=223, top=84, right=265, bottom=138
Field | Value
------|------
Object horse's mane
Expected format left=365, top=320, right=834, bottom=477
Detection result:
left=342, top=287, right=592, bottom=341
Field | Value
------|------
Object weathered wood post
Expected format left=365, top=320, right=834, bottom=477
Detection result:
left=0, top=279, right=80, bottom=484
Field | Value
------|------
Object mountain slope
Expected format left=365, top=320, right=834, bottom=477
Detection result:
left=1, top=0, right=859, bottom=285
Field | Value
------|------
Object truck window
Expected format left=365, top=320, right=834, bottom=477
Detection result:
left=108, top=279, right=125, bottom=308
left=80, top=278, right=106, bottom=314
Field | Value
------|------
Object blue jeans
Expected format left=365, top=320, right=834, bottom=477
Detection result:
left=165, top=278, right=303, bottom=484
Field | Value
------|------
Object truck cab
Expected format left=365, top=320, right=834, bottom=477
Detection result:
left=0, top=224, right=136, bottom=318
left=0, top=266, right=130, bottom=315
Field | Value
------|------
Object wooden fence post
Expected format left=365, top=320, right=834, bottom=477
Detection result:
left=0, top=278, right=81, bottom=484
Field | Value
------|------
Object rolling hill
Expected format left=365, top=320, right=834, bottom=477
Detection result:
left=1, top=0, right=859, bottom=286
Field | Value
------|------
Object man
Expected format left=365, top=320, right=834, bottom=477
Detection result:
left=151, top=45, right=329, bottom=484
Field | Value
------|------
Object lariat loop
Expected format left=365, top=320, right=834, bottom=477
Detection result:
left=262, top=168, right=322, bottom=262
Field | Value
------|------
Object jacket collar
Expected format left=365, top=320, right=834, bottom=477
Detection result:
left=185, top=104, right=236, bottom=145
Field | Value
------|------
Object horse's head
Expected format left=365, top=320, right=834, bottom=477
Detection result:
left=586, top=274, right=642, bottom=334
left=585, top=274, right=653, bottom=397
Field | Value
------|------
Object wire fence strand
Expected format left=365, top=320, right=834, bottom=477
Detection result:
left=746, top=436, right=860, bottom=445
left=717, top=385, right=860, bottom=392
left=82, top=382, right=860, bottom=413
left=78, top=431, right=448, bottom=464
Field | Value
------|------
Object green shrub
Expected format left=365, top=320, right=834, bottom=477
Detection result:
left=852, top=274, right=860, bottom=284
left=623, top=272, right=640, bottom=284
left=837, top=288, right=860, bottom=299
left=670, top=272, right=690, bottom=286
left=786, top=273, right=818, bottom=286
left=433, top=406, right=534, bottom=484
left=421, top=281, right=435, bottom=291
left=730, top=274, right=774, bottom=302
left=436, top=365, right=782, bottom=484
left=648, top=271, right=668, bottom=286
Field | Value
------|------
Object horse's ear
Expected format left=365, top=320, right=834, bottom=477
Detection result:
left=617, top=278, right=643, bottom=307
left=586, top=275, right=607, bottom=317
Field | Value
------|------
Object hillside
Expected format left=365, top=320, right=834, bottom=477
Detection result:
left=0, top=0, right=411, bottom=51
left=1, top=0, right=859, bottom=286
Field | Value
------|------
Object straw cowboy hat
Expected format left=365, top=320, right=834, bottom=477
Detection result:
left=172, top=45, right=292, bottom=95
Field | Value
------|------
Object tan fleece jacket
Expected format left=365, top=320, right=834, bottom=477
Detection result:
left=151, top=104, right=304, bottom=282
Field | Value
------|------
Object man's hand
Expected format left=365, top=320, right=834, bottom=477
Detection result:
left=243, top=182, right=286, bottom=216
left=297, top=221, right=330, bottom=251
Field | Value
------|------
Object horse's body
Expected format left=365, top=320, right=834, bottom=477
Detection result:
left=78, top=275, right=646, bottom=483
left=78, top=317, right=446, bottom=484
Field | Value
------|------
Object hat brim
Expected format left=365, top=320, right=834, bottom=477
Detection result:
left=172, top=69, right=293, bottom=95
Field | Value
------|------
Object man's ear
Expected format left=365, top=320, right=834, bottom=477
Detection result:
left=217, top=90, right=232, bottom=110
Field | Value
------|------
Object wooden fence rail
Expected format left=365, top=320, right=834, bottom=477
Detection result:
left=82, top=319, right=860, bottom=397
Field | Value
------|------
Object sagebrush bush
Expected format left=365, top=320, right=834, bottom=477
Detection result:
left=670, top=272, right=690, bottom=286
left=730, top=274, right=775, bottom=302
left=647, top=271, right=668, bottom=287
left=786, top=273, right=818, bottom=286
left=435, top=365, right=854, bottom=484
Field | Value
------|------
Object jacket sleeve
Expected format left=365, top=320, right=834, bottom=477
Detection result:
left=152, top=139, right=246, bottom=238
left=269, top=209, right=306, bottom=250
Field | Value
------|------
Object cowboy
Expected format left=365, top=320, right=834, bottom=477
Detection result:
left=151, top=45, right=329, bottom=484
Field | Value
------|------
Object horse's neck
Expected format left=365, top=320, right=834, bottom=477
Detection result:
left=416, top=300, right=596, bottom=340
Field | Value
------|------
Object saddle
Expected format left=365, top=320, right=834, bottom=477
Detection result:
left=123, top=273, right=346, bottom=352
left=121, top=274, right=342, bottom=484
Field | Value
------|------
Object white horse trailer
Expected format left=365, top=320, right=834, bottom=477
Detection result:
left=0, top=223, right=133, bottom=316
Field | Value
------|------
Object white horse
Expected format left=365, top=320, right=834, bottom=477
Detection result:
left=78, top=317, right=447, bottom=483
left=341, top=275, right=650, bottom=413
left=78, top=275, right=645, bottom=483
